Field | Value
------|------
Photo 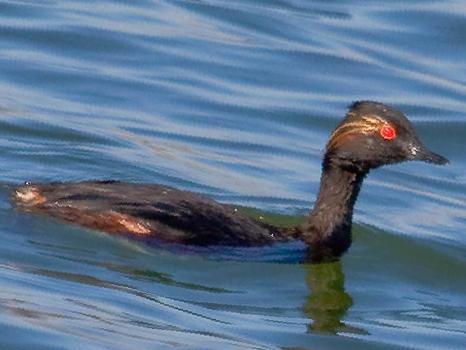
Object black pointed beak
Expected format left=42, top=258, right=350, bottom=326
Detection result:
left=409, top=143, right=449, bottom=165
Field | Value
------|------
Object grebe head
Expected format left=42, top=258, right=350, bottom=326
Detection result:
left=325, top=101, right=448, bottom=172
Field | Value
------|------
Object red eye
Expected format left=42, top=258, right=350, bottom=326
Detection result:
left=380, top=124, right=396, bottom=140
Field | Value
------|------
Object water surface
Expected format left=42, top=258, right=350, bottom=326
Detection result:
left=0, top=1, right=465, bottom=349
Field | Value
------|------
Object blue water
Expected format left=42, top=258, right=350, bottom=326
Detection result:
left=0, top=1, right=465, bottom=349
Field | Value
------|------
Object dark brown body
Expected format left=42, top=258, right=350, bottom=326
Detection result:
left=14, top=180, right=290, bottom=246
left=12, top=102, right=448, bottom=262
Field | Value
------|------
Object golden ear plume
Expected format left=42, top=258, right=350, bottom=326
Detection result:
left=326, top=115, right=386, bottom=151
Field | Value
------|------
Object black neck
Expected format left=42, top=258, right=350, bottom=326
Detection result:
left=302, top=158, right=367, bottom=262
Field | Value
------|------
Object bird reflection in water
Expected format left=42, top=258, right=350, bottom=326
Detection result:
left=303, top=261, right=366, bottom=335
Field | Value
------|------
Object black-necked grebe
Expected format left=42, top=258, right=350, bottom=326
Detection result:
left=13, top=101, right=448, bottom=261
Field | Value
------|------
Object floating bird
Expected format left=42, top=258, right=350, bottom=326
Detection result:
left=13, top=101, right=448, bottom=262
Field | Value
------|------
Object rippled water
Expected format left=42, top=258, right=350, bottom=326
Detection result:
left=0, top=1, right=465, bottom=349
